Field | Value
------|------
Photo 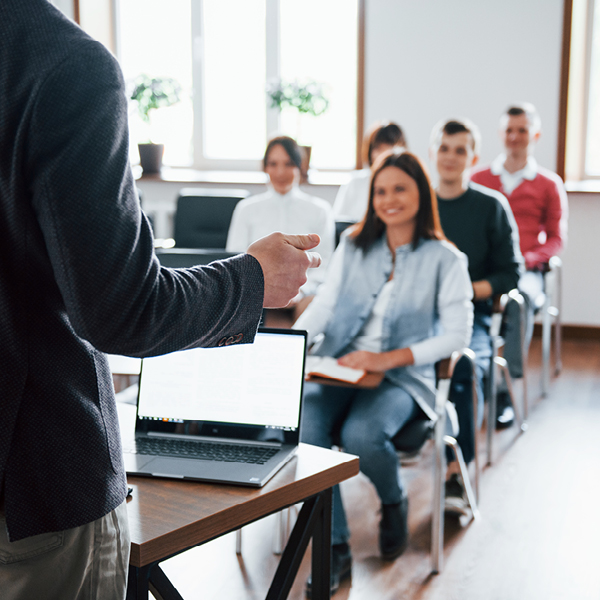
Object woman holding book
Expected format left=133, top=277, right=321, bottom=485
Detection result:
left=294, top=150, right=473, bottom=594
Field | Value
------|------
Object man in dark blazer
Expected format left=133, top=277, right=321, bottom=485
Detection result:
left=0, top=1, right=320, bottom=598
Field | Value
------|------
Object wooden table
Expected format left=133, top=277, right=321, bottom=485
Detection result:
left=125, top=443, right=359, bottom=600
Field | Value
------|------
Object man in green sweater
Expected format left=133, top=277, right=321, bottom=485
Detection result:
left=430, top=118, right=523, bottom=515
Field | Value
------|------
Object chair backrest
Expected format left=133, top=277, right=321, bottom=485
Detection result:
left=334, top=220, right=357, bottom=247
left=155, top=248, right=239, bottom=268
left=173, top=188, right=250, bottom=249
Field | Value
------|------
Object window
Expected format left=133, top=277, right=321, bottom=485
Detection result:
left=565, top=0, right=600, bottom=179
left=116, top=0, right=359, bottom=171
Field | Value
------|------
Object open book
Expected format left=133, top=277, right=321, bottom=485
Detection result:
left=305, top=355, right=367, bottom=384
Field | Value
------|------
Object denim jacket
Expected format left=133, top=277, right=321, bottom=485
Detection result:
left=301, top=233, right=473, bottom=420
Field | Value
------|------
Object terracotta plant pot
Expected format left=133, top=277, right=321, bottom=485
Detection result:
left=299, top=145, right=311, bottom=183
left=138, top=143, right=164, bottom=174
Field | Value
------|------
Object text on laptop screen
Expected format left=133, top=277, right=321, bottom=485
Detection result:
left=137, top=331, right=305, bottom=430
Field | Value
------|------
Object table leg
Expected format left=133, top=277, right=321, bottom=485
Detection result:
left=126, top=564, right=152, bottom=600
left=310, top=488, right=332, bottom=600
left=266, top=490, right=332, bottom=600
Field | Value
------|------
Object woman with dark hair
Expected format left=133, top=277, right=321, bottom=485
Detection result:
left=333, top=121, right=407, bottom=221
left=295, top=150, right=472, bottom=594
left=227, top=136, right=335, bottom=311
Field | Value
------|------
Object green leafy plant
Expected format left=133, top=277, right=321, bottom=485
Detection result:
left=130, top=74, right=182, bottom=124
left=266, top=78, right=329, bottom=117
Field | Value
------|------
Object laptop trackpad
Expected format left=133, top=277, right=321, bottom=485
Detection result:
left=123, top=453, right=155, bottom=473
left=145, top=456, right=229, bottom=479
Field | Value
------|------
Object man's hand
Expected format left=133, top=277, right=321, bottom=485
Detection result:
left=472, top=280, right=493, bottom=301
left=247, top=232, right=321, bottom=308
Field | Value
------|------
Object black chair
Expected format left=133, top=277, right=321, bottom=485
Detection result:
left=334, top=219, right=357, bottom=247
left=155, top=248, right=239, bottom=268
left=173, top=188, right=249, bottom=249
left=392, top=349, right=480, bottom=573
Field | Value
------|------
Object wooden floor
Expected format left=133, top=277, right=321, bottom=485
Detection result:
left=157, top=338, right=600, bottom=600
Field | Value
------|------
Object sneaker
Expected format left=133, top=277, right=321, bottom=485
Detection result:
left=495, top=391, right=515, bottom=429
left=379, top=496, right=409, bottom=560
left=305, top=542, right=352, bottom=598
left=444, top=473, right=472, bottom=518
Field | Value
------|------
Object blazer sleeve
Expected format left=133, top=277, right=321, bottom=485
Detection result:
left=26, top=41, right=264, bottom=357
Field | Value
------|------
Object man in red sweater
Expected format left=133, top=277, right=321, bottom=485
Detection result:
left=472, top=103, right=568, bottom=426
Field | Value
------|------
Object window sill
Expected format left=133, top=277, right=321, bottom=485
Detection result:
left=565, top=180, right=600, bottom=194
left=133, top=166, right=353, bottom=187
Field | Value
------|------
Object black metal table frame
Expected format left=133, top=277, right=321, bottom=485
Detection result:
left=126, top=488, right=333, bottom=600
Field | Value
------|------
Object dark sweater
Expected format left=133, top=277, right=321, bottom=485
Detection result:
left=437, top=183, right=522, bottom=302
left=0, top=0, right=264, bottom=541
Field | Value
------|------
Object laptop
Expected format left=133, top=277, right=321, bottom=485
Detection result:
left=123, top=328, right=307, bottom=487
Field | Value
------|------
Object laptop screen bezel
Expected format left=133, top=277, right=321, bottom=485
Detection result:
left=134, top=327, right=307, bottom=446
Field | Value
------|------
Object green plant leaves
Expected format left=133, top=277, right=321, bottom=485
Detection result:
left=266, top=78, right=329, bottom=117
left=130, top=74, right=182, bottom=123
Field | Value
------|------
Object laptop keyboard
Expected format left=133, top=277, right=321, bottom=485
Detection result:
left=134, top=438, right=278, bottom=465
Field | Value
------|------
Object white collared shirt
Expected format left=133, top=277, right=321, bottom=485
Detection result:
left=491, top=154, right=538, bottom=196
left=226, top=186, right=335, bottom=294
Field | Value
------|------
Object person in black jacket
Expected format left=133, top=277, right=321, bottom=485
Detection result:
left=430, top=118, right=523, bottom=517
left=0, top=2, right=320, bottom=598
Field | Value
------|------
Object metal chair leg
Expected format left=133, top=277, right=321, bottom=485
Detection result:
left=273, top=508, right=287, bottom=555
left=541, top=293, right=552, bottom=397
left=235, top=529, right=242, bottom=555
left=494, top=356, right=527, bottom=432
left=431, top=379, right=449, bottom=574
left=551, top=256, right=563, bottom=376
left=443, top=436, right=480, bottom=521
left=486, top=336, right=500, bottom=466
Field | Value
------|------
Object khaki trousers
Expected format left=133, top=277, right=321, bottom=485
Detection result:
left=0, top=500, right=130, bottom=600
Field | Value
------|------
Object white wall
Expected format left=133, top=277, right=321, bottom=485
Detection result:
left=138, top=1, right=600, bottom=327
left=364, top=0, right=564, bottom=170
left=50, top=0, right=74, bottom=20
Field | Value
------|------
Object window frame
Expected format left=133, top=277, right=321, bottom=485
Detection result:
left=111, top=0, right=364, bottom=172
left=560, top=0, right=600, bottom=181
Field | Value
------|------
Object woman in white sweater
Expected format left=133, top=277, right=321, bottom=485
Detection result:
left=227, top=136, right=335, bottom=316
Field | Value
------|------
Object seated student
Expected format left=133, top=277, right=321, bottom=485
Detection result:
left=295, top=150, right=473, bottom=595
left=332, top=121, right=407, bottom=222
left=471, top=103, right=568, bottom=424
left=227, top=135, right=335, bottom=317
left=430, top=118, right=523, bottom=512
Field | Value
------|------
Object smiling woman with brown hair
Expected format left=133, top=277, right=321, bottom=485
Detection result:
left=295, top=149, right=473, bottom=596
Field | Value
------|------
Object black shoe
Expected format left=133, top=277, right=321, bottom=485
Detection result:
left=378, top=496, right=409, bottom=560
left=305, top=543, right=352, bottom=598
left=495, top=391, right=515, bottom=429
left=444, top=473, right=472, bottom=518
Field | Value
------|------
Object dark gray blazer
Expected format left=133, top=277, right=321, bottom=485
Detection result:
left=0, top=0, right=264, bottom=541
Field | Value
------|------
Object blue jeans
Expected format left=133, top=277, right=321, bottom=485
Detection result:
left=447, top=309, right=492, bottom=465
left=301, top=379, right=418, bottom=545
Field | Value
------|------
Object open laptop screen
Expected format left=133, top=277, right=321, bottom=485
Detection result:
left=136, top=329, right=307, bottom=441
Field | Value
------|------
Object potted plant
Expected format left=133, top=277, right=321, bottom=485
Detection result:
left=130, top=74, right=182, bottom=174
left=266, top=78, right=329, bottom=180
